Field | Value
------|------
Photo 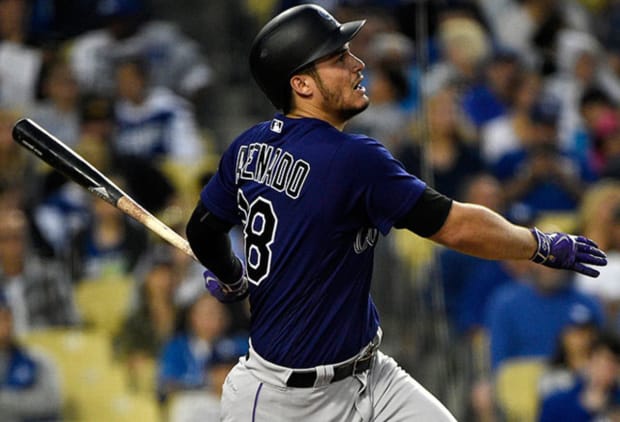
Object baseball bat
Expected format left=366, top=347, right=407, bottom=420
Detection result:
left=12, top=118, right=197, bottom=261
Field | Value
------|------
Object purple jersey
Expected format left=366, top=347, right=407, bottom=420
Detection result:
left=200, top=113, right=426, bottom=368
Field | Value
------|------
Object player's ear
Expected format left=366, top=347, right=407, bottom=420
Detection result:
left=290, top=74, right=313, bottom=99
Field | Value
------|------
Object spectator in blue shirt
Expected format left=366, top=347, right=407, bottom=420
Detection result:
left=538, top=310, right=599, bottom=399
left=437, top=173, right=521, bottom=337
left=167, top=335, right=249, bottom=422
left=494, top=95, right=597, bottom=220
left=0, top=291, right=62, bottom=421
left=461, top=48, right=522, bottom=129
left=157, top=292, right=243, bottom=403
left=486, top=261, right=604, bottom=371
left=539, top=332, right=620, bottom=422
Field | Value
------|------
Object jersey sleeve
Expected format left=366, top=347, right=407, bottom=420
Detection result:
left=200, top=145, right=241, bottom=226
left=342, top=136, right=427, bottom=235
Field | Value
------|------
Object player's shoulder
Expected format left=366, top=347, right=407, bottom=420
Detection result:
left=342, top=129, right=388, bottom=148
left=219, top=120, right=273, bottom=158
left=338, top=131, right=394, bottom=162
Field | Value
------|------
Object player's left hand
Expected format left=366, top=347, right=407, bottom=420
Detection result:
left=204, top=268, right=249, bottom=303
left=530, top=227, right=608, bottom=277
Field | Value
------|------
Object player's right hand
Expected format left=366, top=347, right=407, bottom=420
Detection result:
left=204, top=268, right=249, bottom=303
left=530, top=227, right=608, bottom=277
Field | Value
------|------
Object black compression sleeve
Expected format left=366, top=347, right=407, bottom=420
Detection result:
left=186, top=201, right=243, bottom=284
left=394, top=186, right=453, bottom=237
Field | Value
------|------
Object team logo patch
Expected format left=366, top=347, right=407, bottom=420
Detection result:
left=270, top=119, right=283, bottom=133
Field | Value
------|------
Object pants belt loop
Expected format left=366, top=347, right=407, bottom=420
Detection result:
left=313, top=365, right=335, bottom=387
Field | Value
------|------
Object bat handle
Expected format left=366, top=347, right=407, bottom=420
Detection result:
left=116, top=197, right=198, bottom=261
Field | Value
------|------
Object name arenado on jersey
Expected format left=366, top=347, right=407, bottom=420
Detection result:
left=236, top=143, right=310, bottom=199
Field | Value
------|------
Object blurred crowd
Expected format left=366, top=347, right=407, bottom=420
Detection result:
left=0, top=0, right=248, bottom=420
left=340, top=0, right=620, bottom=421
left=3, top=0, right=620, bottom=421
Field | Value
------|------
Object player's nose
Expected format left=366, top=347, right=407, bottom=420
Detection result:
left=349, top=53, right=365, bottom=72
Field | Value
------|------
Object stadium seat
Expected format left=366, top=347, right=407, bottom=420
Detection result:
left=125, top=355, right=158, bottom=396
left=392, top=230, right=437, bottom=278
left=17, top=328, right=158, bottom=421
left=74, top=276, right=133, bottom=337
left=495, top=358, right=546, bottom=422
left=77, top=389, right=161, bottom=422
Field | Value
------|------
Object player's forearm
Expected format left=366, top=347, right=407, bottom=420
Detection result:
left=429, top=201, right=536, bottom=260
left=186, top=202, right=242, bottom=284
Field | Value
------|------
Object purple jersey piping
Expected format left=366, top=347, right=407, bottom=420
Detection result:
left=252, top=382, right=264, bottom=421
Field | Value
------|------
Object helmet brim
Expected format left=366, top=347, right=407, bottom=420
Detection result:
left=289, top=19, right=366, bottom=76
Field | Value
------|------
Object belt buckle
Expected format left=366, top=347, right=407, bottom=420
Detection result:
left=362, top=341, right=378, bottom=361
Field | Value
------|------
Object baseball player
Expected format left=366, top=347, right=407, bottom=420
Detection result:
left=185, top=4, right=607, bottom=421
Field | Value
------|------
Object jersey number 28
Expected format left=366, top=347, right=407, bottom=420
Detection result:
left=238, top=191, right=278, bottom=285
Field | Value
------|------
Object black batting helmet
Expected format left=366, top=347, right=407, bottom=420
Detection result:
left=249, top=5, right=366, bottom=110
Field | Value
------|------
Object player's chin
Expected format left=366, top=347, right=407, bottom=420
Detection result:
left=355, top=97, right=370, bottom=113
left=340, top=101, right=369, bottom=120
left=338, top=92, right=369, bottom=116
left=351, top=92, right=370, bottom=108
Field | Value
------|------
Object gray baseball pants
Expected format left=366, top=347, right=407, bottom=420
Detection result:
left=220, top=344, right=458, bottom=421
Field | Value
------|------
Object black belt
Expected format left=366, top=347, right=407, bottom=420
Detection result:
left=285, top=355, right=373, bottom=388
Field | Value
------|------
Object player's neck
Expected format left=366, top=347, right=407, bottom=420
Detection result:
left=287, top=106, right=346, bottom=131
